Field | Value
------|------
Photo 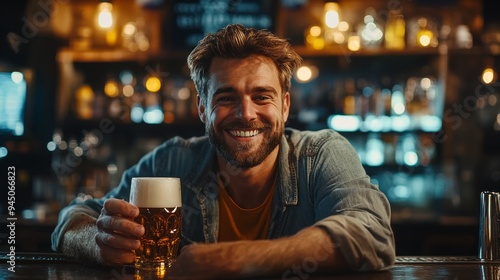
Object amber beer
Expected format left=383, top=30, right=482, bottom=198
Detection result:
left=130, top=177, right=182, bottom=272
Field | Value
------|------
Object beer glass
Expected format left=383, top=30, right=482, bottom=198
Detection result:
left=130, top=177, right=182, bottom=272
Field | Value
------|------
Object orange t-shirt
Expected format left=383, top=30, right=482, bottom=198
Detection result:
left=218, top=182, right=275, bottom=242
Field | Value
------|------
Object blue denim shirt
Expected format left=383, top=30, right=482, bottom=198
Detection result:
left=52, top=128, right=395, bottom=270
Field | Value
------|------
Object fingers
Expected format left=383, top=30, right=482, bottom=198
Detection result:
left=95, top=198, right=144, bottom=264
left=95, top=229, right=141, bottom=251
left=95, top=199, right=143, bottom=266
left=97, top=214, right=144, bottom=238
left=95, top=236, right=136, bottom=265
left=102, top=198, right=139, bottom=218
left=97, top=198, right=144, bottom=238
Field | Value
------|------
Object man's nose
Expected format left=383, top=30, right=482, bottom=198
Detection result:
left=236, top=97, right=257, bottom=121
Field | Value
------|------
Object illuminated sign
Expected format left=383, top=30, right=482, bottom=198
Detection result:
left=170, top=0, right=276, bottom=49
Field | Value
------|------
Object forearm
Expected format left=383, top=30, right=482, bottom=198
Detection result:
left=170, top=226, right=348, bottom=279
left=60, top=213, right=102, bottom=265
left=233, top=226, right=349, bottom=277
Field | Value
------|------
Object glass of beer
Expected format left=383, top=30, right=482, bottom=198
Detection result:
left=130, top=177, right=182, bottom=273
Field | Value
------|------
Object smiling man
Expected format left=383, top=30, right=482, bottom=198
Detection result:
left=52, top=24, right=395, bottom=279
left=204, top=55, right=285, bottom=169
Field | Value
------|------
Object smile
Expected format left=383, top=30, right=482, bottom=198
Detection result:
left=228, top=130, right=260, bottom=137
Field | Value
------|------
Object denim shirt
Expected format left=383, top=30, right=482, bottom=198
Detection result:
left=51, top=128, right=395, bottom=270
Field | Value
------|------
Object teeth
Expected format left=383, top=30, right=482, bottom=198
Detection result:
left=229, top=130, right=259, bottom=137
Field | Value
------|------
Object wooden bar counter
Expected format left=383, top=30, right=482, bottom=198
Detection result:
left=1, top=253, right=499, bottom=279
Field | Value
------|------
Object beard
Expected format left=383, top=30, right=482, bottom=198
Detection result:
left=207, top=119, right=284, bottom=169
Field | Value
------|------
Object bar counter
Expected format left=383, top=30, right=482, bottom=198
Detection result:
left=1, top=254, right=499, bottom=279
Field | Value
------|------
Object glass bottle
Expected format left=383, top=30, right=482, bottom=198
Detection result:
left=415, top=18, right=438, bottom=48
left=358, top=8, right=384, bottom=49
left=385, top=10, right=405, bottom=50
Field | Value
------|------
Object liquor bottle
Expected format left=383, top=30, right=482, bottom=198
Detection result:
left=357, top=8, right=384, bottom=48
left=343, top=78, right=356, bottom=115
left=75, top=84, right=94, bottom=120
left=385, top=10, right=405, bottom=50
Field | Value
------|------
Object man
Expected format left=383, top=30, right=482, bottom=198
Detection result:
left=52, top=24, right=395, bottom=279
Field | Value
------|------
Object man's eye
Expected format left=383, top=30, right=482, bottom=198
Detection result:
left=256, top=95, right=271, bottom=101
left=217, top=96, right=233, bottom=102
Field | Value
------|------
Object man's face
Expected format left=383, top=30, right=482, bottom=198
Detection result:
left=198, top=55, right=290, bottom=168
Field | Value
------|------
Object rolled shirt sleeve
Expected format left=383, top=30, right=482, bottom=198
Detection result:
left=311, top=132, right=395, bottom=270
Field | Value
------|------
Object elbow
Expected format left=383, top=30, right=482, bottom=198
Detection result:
left=357, top=229, right=396, bottom=271
left=359, top=243, right=396, bottom=271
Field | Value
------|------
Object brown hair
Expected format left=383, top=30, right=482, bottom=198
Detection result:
left=187, top=24, right=302, bottom=102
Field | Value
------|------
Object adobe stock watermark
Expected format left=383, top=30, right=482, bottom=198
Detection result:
left=51, top=118, right=115, bottom=180
left=107, top=63, right=172, bottom=121
left=180, top=159, right=243, bottom=228
left=106, top=158, right=244, bottom=278
left=7, top=0, right=70, bottom=54
left=6, top=167, right=17, bottom=273
left=335, top=0, right=406, bottom=64
left=51, top=62, right=172, bottom=180
left=432, top=78, right=500, bottom=144
left=281, top=240, right=333, bottom=280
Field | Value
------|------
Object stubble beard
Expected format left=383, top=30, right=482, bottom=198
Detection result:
left=207, top=120, right=284, bottom=169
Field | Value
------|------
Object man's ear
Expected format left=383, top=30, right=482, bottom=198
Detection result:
left=282, top=91, right=290, bottom=123
left=197, top=95, right=206, bottom=123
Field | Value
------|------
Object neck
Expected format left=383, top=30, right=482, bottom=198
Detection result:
left=217, top=147, right=279, bottom=209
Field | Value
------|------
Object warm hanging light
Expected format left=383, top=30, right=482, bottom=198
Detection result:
left=324, top=2, right=340, bottom=29
left=97, top=1, right=113, bottom=29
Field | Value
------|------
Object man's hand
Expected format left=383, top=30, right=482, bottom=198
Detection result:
left=95, top=198, right=145, bottom=266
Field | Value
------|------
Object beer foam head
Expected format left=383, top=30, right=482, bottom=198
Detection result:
left=130, top=177, right=182, bottom=208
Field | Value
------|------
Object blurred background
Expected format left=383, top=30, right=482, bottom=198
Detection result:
left=0, top=0, right=499, bottom=256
